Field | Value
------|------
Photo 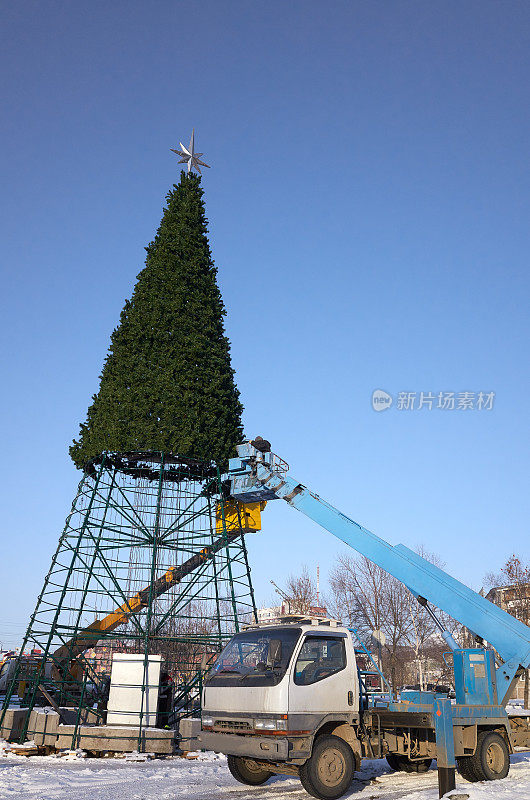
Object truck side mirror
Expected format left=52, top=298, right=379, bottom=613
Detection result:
left=200, top=653, right=209, bottom=672
left=269, top=639, right=282, bottom=664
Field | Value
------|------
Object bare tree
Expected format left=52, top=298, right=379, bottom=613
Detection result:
left=486, top=555, right=530, bottom=706
left=381, top=571, right=417, bottom=689
left=328, top=554, right=385, bottom=635
left=328, top=554, right=414, bottom=689
left=284, top=566, right=317, bottom=614
left=407, top=547, right=455, bottom=689
left=329, top=547, right=460, bottom=691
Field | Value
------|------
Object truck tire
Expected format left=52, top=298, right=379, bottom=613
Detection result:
left=299, top=734, right=355, bottom=800
left=401, top=757, right=432, bottom=773
left=456, top=756, right=478, bottom=782
left=226, top=755, right=273, bottom=785
left=467, top=731, right=510, bottom=781
left=386, top=754, right=432, bottom=773
left=385, top=753, right=403, bottom=771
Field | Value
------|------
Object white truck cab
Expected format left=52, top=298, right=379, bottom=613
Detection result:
left=199, top=617, right=362, bottom=799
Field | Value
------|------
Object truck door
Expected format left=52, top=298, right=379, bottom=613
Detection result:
left=289, top=632, right=357, bottom=714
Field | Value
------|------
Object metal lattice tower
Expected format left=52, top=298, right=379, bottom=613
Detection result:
left=1, top=451, right=257, bottom=743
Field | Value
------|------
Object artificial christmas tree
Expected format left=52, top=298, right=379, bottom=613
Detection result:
left=70, top=171, right=243, bottom=470
left=2, top=153, right=257, bottom=749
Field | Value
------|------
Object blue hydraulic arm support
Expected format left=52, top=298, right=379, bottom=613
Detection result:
left=227, top=442, right=530, bottom=705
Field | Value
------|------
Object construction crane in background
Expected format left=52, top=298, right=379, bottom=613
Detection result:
left=270, top=580, right=292, bottom=615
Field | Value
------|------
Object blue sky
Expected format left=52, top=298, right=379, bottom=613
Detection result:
left=1, top=1, right=529, bottom=648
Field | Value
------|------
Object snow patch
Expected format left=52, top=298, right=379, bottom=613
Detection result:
left=0, top=749, right=527, bottom=799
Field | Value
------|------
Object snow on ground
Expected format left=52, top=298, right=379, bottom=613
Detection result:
left=0, top=745, right=529, bottom=800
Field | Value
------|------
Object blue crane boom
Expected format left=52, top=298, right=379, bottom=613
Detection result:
left=227, top=440, right=530, bottom=706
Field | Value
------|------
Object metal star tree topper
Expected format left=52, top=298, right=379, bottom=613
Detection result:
left=171, top=129, right=210, bottom=174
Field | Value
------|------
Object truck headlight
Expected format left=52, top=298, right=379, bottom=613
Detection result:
left=254, top=717, right=287, bottom=731
left=202, top=716, right=214, bottom=728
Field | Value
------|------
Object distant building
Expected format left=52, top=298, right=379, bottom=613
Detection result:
left=486, top=583, right=530, bottom=621
left=84, top=639, right=132, bottom=676
left=257, top=606, right=283, bottom=623
left=305, top=604, right=328, bottom=617
left=402, top=653, right=442, bottom=689
left=257, top=603, right=328, bottom=624
left=485, top=583, right=530, bottom=702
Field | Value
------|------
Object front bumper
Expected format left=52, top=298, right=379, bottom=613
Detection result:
left=198, top=730, right=289, bottom=761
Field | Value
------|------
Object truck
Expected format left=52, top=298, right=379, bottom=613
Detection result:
left=197, top=438, right=530, bottom=799
left=0, top=653, right=52, bottom=696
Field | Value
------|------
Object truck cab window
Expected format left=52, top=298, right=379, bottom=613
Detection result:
left=294, top=636, right=346, bottom=685
left=205, top=627, right=301, bottom=687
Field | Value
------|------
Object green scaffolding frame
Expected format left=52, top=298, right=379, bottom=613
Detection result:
left=0, top=451, right=257, bottom=748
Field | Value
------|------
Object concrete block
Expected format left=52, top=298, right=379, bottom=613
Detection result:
left=55, top=708, right=99, bottom=726
left=26, top=709, right=38, bottom=738
left=79, top=708, right=99, bottom=725
left=177, top=718, right=201, bottom=751
left=75, top=725, right=175, bottom=754
left=55, top=724, right=79, bottom=750
left=1, top=707, right=101, bottom=748
left=0, top=708, right=27, bottom=742
left=26, top=709, right=61, bottom=746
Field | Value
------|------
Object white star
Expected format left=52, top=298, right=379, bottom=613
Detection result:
left=170, top=129, right=210, bottom=174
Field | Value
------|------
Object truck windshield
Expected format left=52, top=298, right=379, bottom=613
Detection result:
left=205, top=627, right=301, bottom=687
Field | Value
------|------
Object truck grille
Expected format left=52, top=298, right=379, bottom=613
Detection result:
left=214, top=719, right=252, bottom=731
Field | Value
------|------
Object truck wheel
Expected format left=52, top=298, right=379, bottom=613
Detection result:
left=386, top=753, right=432, bottom=773
left=226, top=755, right=273, bottom=785
left=456, top=756, right=478, bottom=782
left=386, top=754, right=432, bottom=773
left=467, top=731, right=510, bottom=781
left=386, top=754, right=404, bottom=771
left=401, top=757, right=432, bottom=773
left=299, top=734, right=355, bottom=800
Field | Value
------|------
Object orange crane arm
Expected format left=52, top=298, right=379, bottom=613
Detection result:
left=51, top=501, right=264, bottom=670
